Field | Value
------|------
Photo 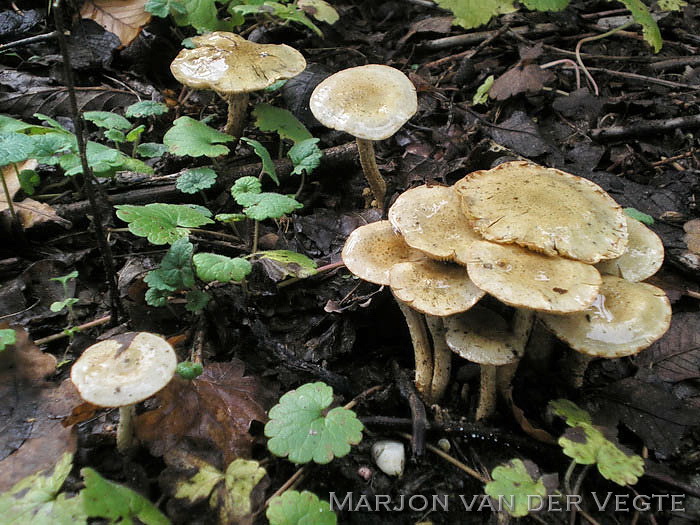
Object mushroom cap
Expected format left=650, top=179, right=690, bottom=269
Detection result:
left=71, top=332, right=177, bottom=407
left=454, top=161, right=628, bottom=264
left=309, top=64, right=418, bottom=140
left=595, top=217, right=664, bottom=282
left=388, top=185, right=481, bottom=262
left=463, top=240, right=602, bottom=313
left=341, top=220, right=421, bottom=285
left=539, top=275, right=671, bottom=358
left=389, top=260, right=485, bottom=316
left=170, top=32, right=306, bottom=94
left=444, top=306, right=521, bottom=365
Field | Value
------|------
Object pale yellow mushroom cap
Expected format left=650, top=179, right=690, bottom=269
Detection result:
left=389, top=260, right=485, bottom=316
left=309, top=64, right=418, bottom=140
left=170, top=32, right=306, bottom=94
left=71, top=332, right=177, bottom=407
left=388, top=185, right=481, bottom=262
left=463, top=240, right=602, bottom=313
left=444, top=306, right=522, bottom=365
left=341, top=220, right=421, bottom=285
left=454, top=161, right=628, bottom=264
left=595, top=217, right=664, bottom=282
left=539, top=275, right=671, bottom=358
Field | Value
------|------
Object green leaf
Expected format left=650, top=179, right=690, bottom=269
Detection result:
left=60, top=141, right=153, bottom=177
left=145, top=287, right=170, bottom=307
left=624, top=207, right=654, bottom=225
left=267, top=491, right=336, bottom=525
left=618, top=0, right=662, bottom=52
left=238, top=192, right=303, bottom=221
left=484, top=459, right=547, bottom=518
left=473, top=75, right=494, bottom=105
left=0, top=132, right=36, bottom=165
left=252, top=104, right=313, bottom=143
left=126, top=125, right=146, bottom=143
left=34, top=113, right=70, bottom=133
left=104, top=129, right=126, bottom=143
left=288, top=138, right=322, bottom=176
left=549, top=399, right=593, bottom=427
left=50, top=270, right=79, bottom=287
left=0, top=328, right=16, bottom=351
left=30, top=132, right=75, bottom=164
left=0, top=453, right=86, bottom=524
left=83, top=111, right=132, bottom=131
left=434, top=0, right=517, bottom=29
left=115, top=203, right=213, bottom=245
left=172, top=0, right=235, bottom=33
left=520, top=0, right=569, bottom=11
left=0, top=114, right=45, bottom=134
left=81, top=468, right=170, bottom=525
left=145, top=0, right=170, bottom=17
left=215, top=213, right=246, bottom=223
left=658, top=0, right=687, bottom=11
left=257, top=250, right=317, bottom=278
left=164, top=117, right=233, bottom=158
left=136, top=142, right=168, bottom=158
left=265, top=382, right=363, bottom=464
left=193, top=253, right=252, bottom=283
left=18, top=169, right=40, bottom=195
left=126, top=101, right=169, bottom=118
left=231, top=176, right=262, bottom=199
left=144, top=238, right=196, bottom=293
left=50, top=298, right=79, bottom=313
left=298, top=0, right=340, bottom=24
left=176, top=167, right=218, bottom=194
left=210, top=460, right=268, bottom=523
left=176, top=361, right=204, bottom=380
left=240, top=138, right=278, bottom=185
left=186, top=289, right=211, bottom=312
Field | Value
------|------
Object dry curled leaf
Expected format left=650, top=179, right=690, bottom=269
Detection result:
left=80, top=0, right=151, bottom=47
left=490, top=64, right=554, bottom=101
left=16, top=198, right=71, bottom=229
left=136, top=361, right=268, bottom=464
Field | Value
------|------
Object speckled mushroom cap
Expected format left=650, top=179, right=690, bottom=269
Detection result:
left=71, top=332, right=177, bottom=407
left=595, top=217, right=664, bottom=282
left=444, top=306, right=521, bottom=365
left=309, top=64, right=418, bottom=140
left=454, top=161, right=628, bottom=264
left=463, top=240, right=602, bottom=313
left=539, top=275, right=671, bottom=358
left=389, top=260, right=485, bottom=316
left=170, top=32, right=306, bottom=94
left=342, top=220, right=421, bottom=286
left=388, top=185, right=481, bottom=262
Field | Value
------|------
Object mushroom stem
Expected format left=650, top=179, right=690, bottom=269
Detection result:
left=356, top=138, right=387, bottom=208
left=566, top=352, right=594, bottom=388
left=425, top=316, right=452, bottom=402
left=394, top=295, right=433, bottom=402
left=224, top=92, right=250, bottom=140
left=497, top=309, right=535, bottom=395
left=476, top=365, right=497, bottom=421
left=116, top=404, right=136, bottom=453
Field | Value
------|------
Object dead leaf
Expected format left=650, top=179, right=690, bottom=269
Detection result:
left=636, top=312, right=700, bottom=383
left=398, top=16, right=454, bottom=45
left=136, top=361, right=268, bottom=464
left=0, top=324, right=56, bottom=382
left=490, top=64, right=554, bottom=101
left=0, top=159, right=36, bottom=214
left=683, top=218, right=700, bottom=253
left=503, top=387, right=557, bottom=445
left=16, top=198, right=71, bottom=229
left=80, top=0, right=151, bottom=47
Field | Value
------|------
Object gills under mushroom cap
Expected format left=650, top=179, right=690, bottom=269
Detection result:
left=388, top=185, right=481, bottom=262
left=71, top=332, right=177, bottom=407
left=595, top=217, right=664, bottom=282
left=463, top=240, right=602, bottom=313
left=170, top=32, right=306, bottom=94
left=454, top=161, right=628, bottom=264
left=309, top=64, right=418, bottom=141
left=539, top=275, right=671, bottom=358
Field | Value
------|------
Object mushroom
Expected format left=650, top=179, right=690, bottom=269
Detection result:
left=309, top=64, right=417, bottom=207
left=595, top=216, right=664, bottom=282
left=70, top=332, right=177, bottom=453
left=171, top=32, right=306, bottom=140
left=539, top=275, right=671, bottom=387
left=454, top=161, right=628, bottom=264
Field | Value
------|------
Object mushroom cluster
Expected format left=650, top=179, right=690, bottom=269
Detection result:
left=342, top=161, right=671, bottom=419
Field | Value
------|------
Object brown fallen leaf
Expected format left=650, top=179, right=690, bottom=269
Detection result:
left=16, top=198, right=71, bottom=229
left=683, top=218, right=700, bottom=253
left=136, top=360, right=268, bottom=464
left=0, top=159, right=37, bottom=214
left=490, top=64, right=554, bottom=101
left=81, top=0, right=151, bottom=47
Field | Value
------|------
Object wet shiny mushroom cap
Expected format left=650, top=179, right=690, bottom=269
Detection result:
left=388, top=185, right=481, bottom=262
left=463, top=240, right=602, bottom=313
left=595, top=217, right=664, bottom=282
left=341, top=220, right=421, bottom=285
left=444, top=306, right=522, bottom=365
left=71, top=332, right=177, bottom=407
left=170, top=32, right=306, bottom=94
left=389, top=260, right=485, bottom=316
left=539, top=275, right=671, bottom=358
left=309, top=64, right=418, bottom=140
left=454, top=161, right=628, bottom=264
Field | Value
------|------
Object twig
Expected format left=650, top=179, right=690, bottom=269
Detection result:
left=263, top=467, right=307, bottom=509
left=34, top=314, right=111, bottom=345
left=591, top=114, right=700, bottom=141
left=422, top=23, right=559, bottom=51
left=586, top=66, right=700, bottom=90
left=0, top=30, right=59, bottom=51
left=649, top=55, right=700, bottom=71
left=423, top=24, right=510, bottom=69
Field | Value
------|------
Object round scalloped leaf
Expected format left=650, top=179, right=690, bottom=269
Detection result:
left=264, top=382, right=363, bottom=464
left=125, top=101, right=169, bottom=118
left=164, top=117, right=233, bottom=158
left=237, top=192, right=303, bottom=221
left=193, top=253, right=252, bottom=283
left=0, top=132, right=36, bottom=165
left=176, top=168, right=218, bottom=194
left=549, top=399, right=593, bottom=427
left=115, top=203, right=213, bottom=245
left=484, top=459, right=547, bottom=518
left=83, top=111, right=132, bottom=131
left=231, top=176, right=262, bottom=199
left=266, top=491, right=336, bottom=525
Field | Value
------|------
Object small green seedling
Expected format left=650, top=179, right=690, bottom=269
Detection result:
left=50, top=271, right=79, bottom=323
left=624, top=207, right=654, bottom=225
left=0, top=328, right=16, bottom=352
left=231, top=177, right=303, bottom=222
left=484, top=459, right=550, bottom=518
left=267, top=490, right=337, bottom=525
left=176, top=361, right=204, bottom=380
left=265, top=382, right=363, bottom=464
left=473, top=75, right=494, bottom=105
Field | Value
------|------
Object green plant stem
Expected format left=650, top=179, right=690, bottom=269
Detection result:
left=356, top=138, right=386, bottom=208
left=563, top=459, right=577, bottom=495
left=294, top=172, right=305, bottom=199
left=575, top=21, right=633, bottom=95
left=1, top=163, right=17, bottom=220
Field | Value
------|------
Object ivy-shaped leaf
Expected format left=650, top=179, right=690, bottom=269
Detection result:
left=252, top=103, right=313, bottom=143
left=549, top=398, right=593, bottom=427
left=267, top=491, right=337, bottom=525
left=236, top=192, right=303, bottom=221
left=136, top=143, right=168, bottom=158
left=126, top=101, right=169, bottom=118
left=231, top=176, right=261, bottom=199
left=0, top=132, right=36, bottom=165
left=265, top=382, right=363, bottom=464
left=288, top=138, right=322, bottom=176
left=164, top=117, right=233, bottom=158
left=484, top=459, right=548, bottom=518
left=240, top=138, right=278, bottom=185
left=176, top=168, right=218, bottom=194
left=83, top=111, right=132, bottom=131
left=433, top=0, right=517, bottom=30
left=144, top=238, right=195, bottom=292
left=185, top=289, right=211, bottom=312
left=115, top=203, right=213, bottom=245
left=193, top=253, right=252, bottom=283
